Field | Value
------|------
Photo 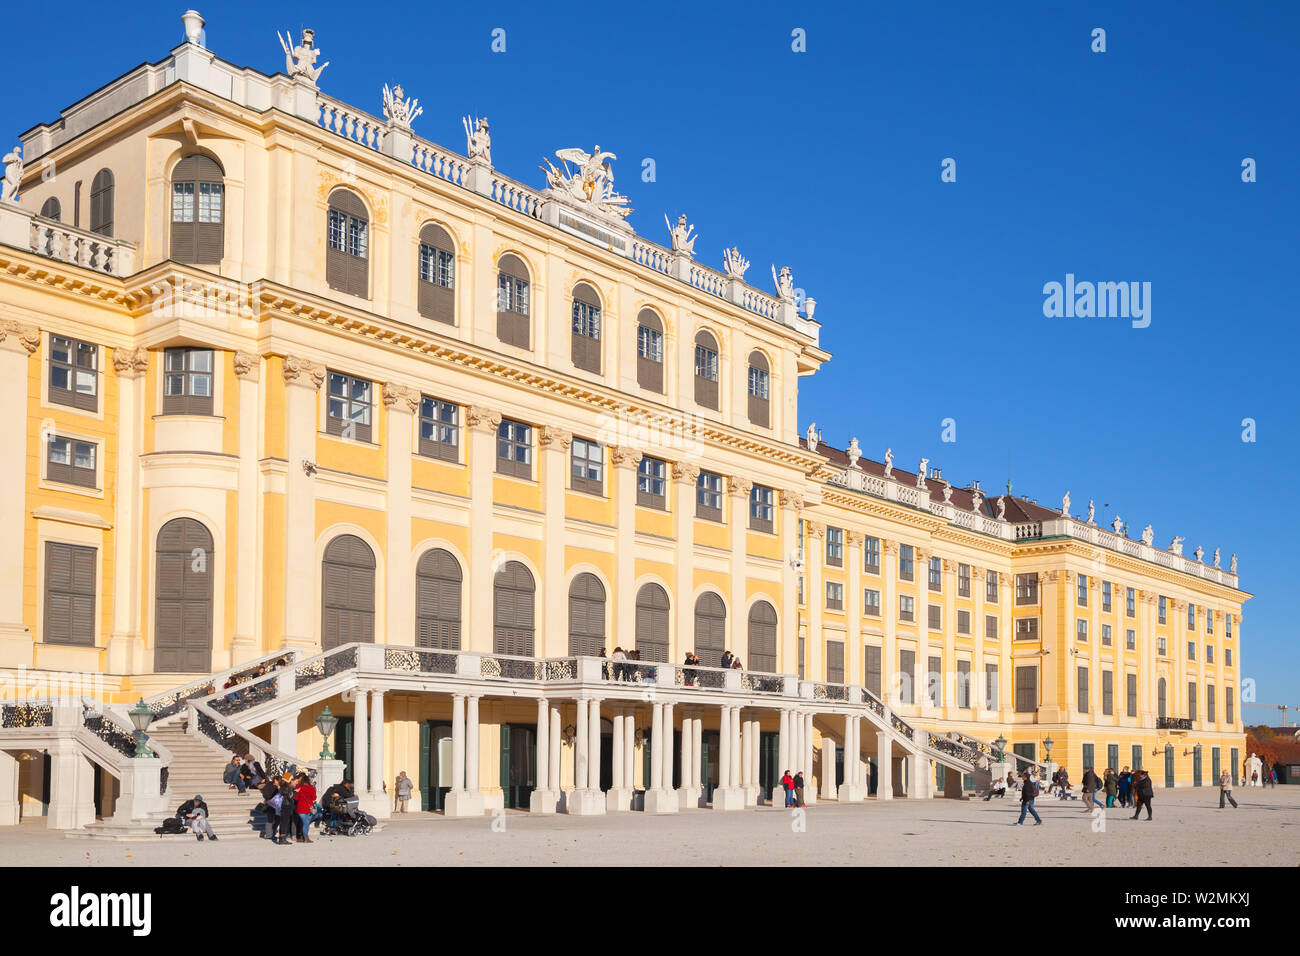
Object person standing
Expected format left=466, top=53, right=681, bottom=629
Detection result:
left=793, top=770, right=806, bottom=808
left=1131, top=769, right=1154, bottom=820
left=394, top=771, right=413, bottom=813
left=1218, top=769, right=1238, bottom=809
left=720, top=649, right=735, bottom=671
left=781, top=770, right=795, bottom=808
left=1013, top=770, right=1042, bottom=825
left=1117, top=767, right=1132, bottom=808
left=1103, top=768, right=1118, bottom=807
left=293, top=772, right=316, bottom=843
left=260, top=776, right=282, bottom=841
left=1080, top=766, right=1103, bottom=812
left=276, top=773, right=297, bottom=845
left=611, top=646, right=627, bottom=682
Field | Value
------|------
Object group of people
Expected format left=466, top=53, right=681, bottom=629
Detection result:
left=679, top=650, right=745, bottom=686
left=1011, top=764, right=1159, bottom=824
left=222, top=754, right=266, bottom=794
left=779, top=770, right=808, bottom=807
left=602, top=647, right=647, bottom=682
left=1248, top=768, right=1277, bottom=787
left=258, top=770, right=318, bottom=844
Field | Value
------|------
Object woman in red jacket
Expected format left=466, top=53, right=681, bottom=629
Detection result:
left=293, top=773, right=317, bottom=844
left=781, top=770, right=795, bottom=807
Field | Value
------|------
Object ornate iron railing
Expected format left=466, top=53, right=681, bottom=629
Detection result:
left=209, top=674, right=279, bottom=716
left=82, top=712, right=138, bottom=759
left=481, top=656, right=541, bottom=681
left=814, top=682, right=849, bottom=702
left=192, top=705, right=315, bottom=786
left=606, top=660, right=658, bottom=683
left=1, top=703, right=53, bottom=727
left=295, top=645, right=358, bottom=689
left=146, top=650, right=297, bottom=720
left=385, top=648, right=457, bottom=674
left=740, top=672, right=785, bottom=694
left=889, top=710, right=914, bottom=737
left=1157, top=716, right=1193, bottom=731
left=862, top=689, right=887, bottom=719
left=542, top=658, right=577, bottom=681
left=927, top=732, right=985, bottom=767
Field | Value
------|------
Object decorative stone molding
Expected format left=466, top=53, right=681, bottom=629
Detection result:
left=1089, top=578, right=1100, bottom=591
left=1045, top=570, right=1062, bottom=583
left=847, top=531, right=864, bottom=548
left=233, top=350, right=261, bottom=380
left=539, top=425, right=573, bottom=450
left=804, top=521, right=825, bottom=540
left=778, top=488, right=805, bottom=510
left=282, top=355, right=326, bottom=389
left=0, top=319, right=40, bottom=354
left=671, top=461, right=700, bottom=484
left=112, top=346, right=149, bottom=377
left=728, top=477, right=753, bottom=499
left=883, top=540, right=898, bottom=555
left=467, top=405, right=503, bottom=431
left=609, top=444, right=641, bottom=468
left=381, top=382, right=420, bottom=412
left=942, top=558, right=954, bottom=573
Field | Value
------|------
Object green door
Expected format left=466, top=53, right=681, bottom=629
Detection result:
left=1164, top=745, right=1175, bottom=788
left=1212, top=747, right=1220, bottom=784
left=499, top=723, right=536, bottom=809
left=1082, top=743, right=1094, bottom=772
left=1193, top=747, right=1202, bottom=787
left=759, top=732, right=780, bottom=799
left=419, top=720, right=452, bottom=811
left=1107, top=744, right=1119, bottom=772
left=1231, top=747, right=1239, bottom=786
left=700, top=731, right=719, bottom=802
left=1132, top=744, right=1143, bottom=771
left=336, top=715, right=370, bottom=786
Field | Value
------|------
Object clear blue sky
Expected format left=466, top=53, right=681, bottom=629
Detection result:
left=6, top=1, right=1297, bottom=714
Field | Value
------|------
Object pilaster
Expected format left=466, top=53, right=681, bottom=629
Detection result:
left=0, top=322, right=39, bottom=666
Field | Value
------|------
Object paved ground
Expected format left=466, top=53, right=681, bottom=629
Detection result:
left=4, top=786, right=1297, bottom=866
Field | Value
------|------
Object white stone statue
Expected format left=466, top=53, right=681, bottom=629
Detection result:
left=722, top=246, right=749, bottom=279
left=942, top=481, right=953, bottom=503
left=1061, top=490, right=1071, bottom=518
left=382, top=84, right=422, bottom=130
left=883, top=447, right=893, bottom=478
left=1194, top=545, right=1204, bottom=562
left=463, top=115, right=491, bottom=165
left=1169, top=536, right=1184, bottom=556
left=971, top=488, right=983, bottom=513
left=772, top=265, right=796, bottom=304
left=1230, top=553, right=1238, bottom=574
left=1141, top=524, right=1154, bottom=546
left=665, top=214, right=697, bottom=257
left=1, top=146, right=20, bottom=203
left=916, top=458, right=929, bottom=489
left=1086, top=499, right=1095, bottom=524
left=1111, top=514, right=1123, bottom=534
left=278, top=28, right=329, bottom=84
left=996, top=496, right=1007, bottom=521
left=847, top=437, right=861, bottom=470
left=1246, top=752, right=1263, bottom=786
left=540, top=145, right=631, bottom=219
left=1213, top=548, right=1221, bottom=569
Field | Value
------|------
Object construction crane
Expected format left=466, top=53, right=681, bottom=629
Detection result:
left=1242, top=703, right=1300, bottom=727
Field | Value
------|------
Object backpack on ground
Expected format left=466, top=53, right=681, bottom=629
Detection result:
left=155, top=816, right=186, bottom=835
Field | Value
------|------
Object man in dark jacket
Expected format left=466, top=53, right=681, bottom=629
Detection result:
left=1013, top=771, right=1041, bottom=825
left=322, top=780, right=354, bottom=812
left=240, top=756, right=266, bottom=789
left=275, top=774, right=297, bottom=844
left=1080, top=766, right=1103, bottom=812
left=1131, top=769, right=1154, bottom=820
left=177, top=794, right=216, bottom=841
left=793, top=771, right=806, bottom=808
left=259, top=777, right=282, bottom=840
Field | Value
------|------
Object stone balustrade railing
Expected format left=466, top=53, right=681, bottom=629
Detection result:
left=28, top=216, right=136, bottom=277
left=316, top=95, right=386, bottom=151
left=144, top=648, right=299, bottom=721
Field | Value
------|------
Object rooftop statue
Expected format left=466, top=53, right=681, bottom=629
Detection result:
left=1141, top=524, right=1154, bottom=546
left=1, top=146, right=20, bottom=203
left=722, top=246, right=749, bottom=279
left=540, top=145, right=631, bottom=219
left=916, top=458, right=929, bottom=489
left=1213, top=548, right=1221, bottom=569
left=942, top=481, right=953, bottom=503
left=1230, top=553, right=1237, bottom=574
left=772, top=265, right=796, bottom=304
left=1111, top=514, right=1123, bottom=534
left=1061, top=490, right=1071, bottom=518
left=278, top=28, right=328, bottom=84
left=463, top=115, right=491, bottom=165
left=1169, top=536, right=1184, bottom=556
left=1086, top=499, right=1095, bottom=524
left=883, top=447, right=893, bottom=478
left=382, top=84, right=422, bottom=131
left=971, top=488, right=983, bottom=513
left=805, top=422, right=821, bottom=453
left=1194, top=545, right=1204, bottom=562
left=847, top=437, right=861, bottom=470
left=996, top=496, right=1007, bottom=521
left=665, top=214, right=697, bottom=257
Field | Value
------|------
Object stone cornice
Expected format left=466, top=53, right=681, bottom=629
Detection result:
left=281, top=354, right=325, bottom=389
left=539, top=425, right=573, bottom=450
left=467, top=405, right=502, bottom=431
left=112, top=346, right=149, bottom=376
left=382, top=382, right=420, bottom=413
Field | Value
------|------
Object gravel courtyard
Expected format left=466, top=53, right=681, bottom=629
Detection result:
left=4, top=787, right=1297, bottom=867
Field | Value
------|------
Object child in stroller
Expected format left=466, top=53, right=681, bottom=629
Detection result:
left=320, top=793, right=376, bottom=836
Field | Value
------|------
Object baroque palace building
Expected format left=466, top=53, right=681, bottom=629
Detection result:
left=0, top=12, right=1248, bottom=830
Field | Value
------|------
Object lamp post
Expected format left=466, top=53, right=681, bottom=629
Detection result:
left=315, top=705, right=339, bottom=759
left=1042, top=735, right=1054, bottom=764
left=993, top=735, right=1007, bottom=762
left=127, top=698, right=154, bottom=757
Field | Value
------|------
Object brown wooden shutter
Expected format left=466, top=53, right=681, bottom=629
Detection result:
left=899, top=650, right=916, bottom=704
left=571, top=283, right=602, bottom=374
left=321, top=535, right=376, bottom=650
left=326, top=189, right=368, bottom=298
left=693, top=592, right=726, bottom=666
left=747, top=350, right=770, bottom=427
left=44, top=541, right=96, bottom=646
left=89, top=169, right=114, bottom=237
left=826, top=641, right=845, bottom=684
left=637, top=310, right=664, bottom=393
left=417, top=224, right=456, bottom=325
left=416, top=548, right=462, bottom=649
left=747, top=601, right=777, bottom=672
left=635, top=584, right=670, bottom=662
left=497, top=254, right=531, bottom=349
left=694, top=331, right=719, bottom=410
left=170, top=155, right=226, bottom=265
left=865, top=645, right=882, bottom=698
left=153, top=517, right=215, bottom=672
left=567, top=573, right=606, bottom=656
left=493, top=561, right=535, bottom=656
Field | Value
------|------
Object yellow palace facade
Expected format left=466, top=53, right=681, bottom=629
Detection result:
left=0, top=12, right=1247, bottom=830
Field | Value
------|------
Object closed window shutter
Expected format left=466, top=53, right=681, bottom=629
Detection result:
left=44, top=542, right=96, bottom=646
left=635, top=584, right=669, bottom=662
left=41, top=197, right=61, bottom=221
left=416, top=549, right=462, bottom=650
left=321, top=535, right=376, bottom=650
left=693, top=593, right=726, bottom=666
left=493, top=561, right=535, bottom=656
left=747, top=601, right=777, bottom=672
left=567, top=574, right=606, bottom=656
left=90, top=170, right=114, bottom=237
left=865, top=646, right=882, bottom=698
left=899, top=650, right=915, bottom=703
left=826, top=641, right=844, bottom=684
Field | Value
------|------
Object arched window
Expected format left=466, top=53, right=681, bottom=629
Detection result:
left=493, top=560, right=535, bottom=656
left=747, top=350, right=771, bottom=427
left=571, top=282, right=602, bottom=374
left=170, top=155, right=225, bottom=264
left=321, top=534, right=375, bottom=649
left=636, top=309, right=665, bottom=393
left=693, top=592, right=726, bottom=667
left=154, top=517, right=214, bottom=673
left=693, top=330, right=720, bottom=410
left=1157, top=677, right=1167, bottom=719
left=496, top=253, right=530, bottom=348
left=416, top=548, right=462, bottom=649
left=326, top=188, right=369, bottom=298
left=747, top=601, right=778, bottom=673
left=40, top=197, right=61, bottom=222
left=89, top=169, right=114, bottom=237
left=417, top=223, right=455, bottom=324
left=635, top=583, right=670, bottom=662
left=567, top=573, right=606, bottom=657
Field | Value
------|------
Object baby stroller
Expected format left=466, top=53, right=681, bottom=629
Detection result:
left=320, top=795, right=376, bottom=836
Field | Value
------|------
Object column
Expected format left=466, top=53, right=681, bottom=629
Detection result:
left=673, top=463, right=699, bottom=663
left=840, top=713, right=864, bottom=802
left=714, top=705, right=744, bottom=810
left=444, top=692, right=485, bottom=816
left=467, top=407, right=502, bottom=653
left=574, top=698, right=589, bottom=789
left=691, top=712, right=703, bottom=794
left=530, top=697, right=560, bottom=813
left=882, top=541, right=899, bottom=708
left=587, top=697, right=601, bottom=790
left=661, top=702, right=675, bottom=794
left=550, top=704, right=562, bottom=793
left=778, top=491, right=804, bottom=676
left=104, top=343, right=144, bottom=672
left=613, top=447, right=642, bottom=653
left=281, top=357, right=324, bottom=651
left=741, top=712, right=759, bottom=805
left=649, top=702, right=663, bottom=791
left=821, top=735, right=837, bottom=800
left=805, top=522, right=825, bottom=681
left=536, top=698, right=550, bottom=791
left=645, top=701, right=678, bottom=812
left=942, top=559, right=957, bottom=718
left=915, top=548, right=932, bottom=715
left=383, top=384, right=419, bottom=647
left=717, top=705, right=731, bottom=789
left=778, top=708, right=791, bottom=784
left=353, top=688, right=370, bottom=794
left=750, top=715, right=761, bottom=803
left=876, top=731, right=894, bottom=800
left=0, top=323, right=38, bottom=665
left=366, top=690, right=387, bottom=817
left=624, top=710, right=635, bottom=793
left=539, top=427, right=571, bottom=656
left=804, top=712, right=818, bottom=805
left=230, top=352, right=261, bottom=665
left=728, top=479, right=752, bottom=656
left=846, top=533, right=864, bottom=685
left=567, top=697, right=605, bottom=815
left=678, top=707, right=695, bottom=809
left=0, top=749, right=18, bottom=825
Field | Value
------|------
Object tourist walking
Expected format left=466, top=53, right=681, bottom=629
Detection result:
left=1103, top=768, right=1118, bottom=807
left=781, top=770, right=795, bottom=808
left=793, top=771, right=806, bottom=808
left=1131, top=769, right=1154, bottom=820
left=1013, top=771, right=1042, bottom=825
left=394, top=771, right=413, bottom=812
left=1081, top=766, right=1103, bottom=811
left=293, top=772, right=316, bottom=843
left=1218, top=769, right=1238, bottom=809
left=1056, top=765, right=1070, bottom=800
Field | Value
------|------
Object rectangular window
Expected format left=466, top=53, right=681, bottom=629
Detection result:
left=825, top=582, right=844, bottom=612
left=1188, top=682, right=1198, bottom=722
left=43, top=541, right=97, bottom=646
left=172, top=181, right=194, bottom=222
left=797, top=576, right=805, bottom=607
left=1206, top=610, right=1214, bottom=635
left=749, top=485, right=774, bottom=532
left=1208, top=685, right=1216, bottom=723
left=1077, top=618, right=1088, bottom=642
left=1102, top=623, right=1113, bottom=647
left=1158, top=636, right=1167, bottom=657
left=497, top=273, right=530, bottom=315
left=46, top=435, right=97, bottom=488
left=1187, top=641, right=1196, bottom=661
left=747, top=364, right=770, bottom=400
left=636, top=457, right=666, bottom=509
left=984, top=663, right=998, bottom=709
left=1126, top=673, right=1138, bottom=717
left=693, top=343, right=719, bottom=381
left=417, top=396, right=458, bottom=462
left=1102, top=581, right=1112, bottom=612
left=198, top=181, right=223, bottom=223
left=1226, top=688, right=1234, bottom=725
left=637, top=324, right=663, bottom=362
left=696, top=471, right=723, bottom=521
left=927, top=556, right=942, bottom=591
left=825, top=641, right=845, bottom=685
left=927, top=604, right=941, bottom=630
left=927, top=655, right=942, bottom=706
left=1102, top=669, right=1114, bottom=715
left=985, top=570, right=998, bottom=602
left=865, top=645, right=882, bottom=698
left=496, top=419, right=532, bottom=479
left=1126, top=587, right=1136, bottom=618
left=1158, top=595, right=1167, bottom=624
left=957, top=563, right=970, bottom=597
left=571, top=299, right=601, bottom=340
left=1077, top=665, right=1089, bottom=713
left=328, top=207, right=368, bottom=258
left=957, top=660, right=971, bottom=708
left=1015, top=573, right=1038, bottom=605
left=899, top=544, right=914, bottom=582
left=1225, top=648, right=1232, bottom=667
left=825, top=527, right=844, bottom=567
left=1132, top=745, right=1143, bottom=772
left=863, top=588, right=881, bottom=617
left=1126, top=628, right=1136, bottom=651
left=899, top=650, right=915, bottom=704
left=1014, top=617, right=1039, bottom=641
left=326, top=371, right=373, bottom=443
left=957, top=609, right=971, bottom=634
left=570, top=438, right=604, bottom=495
left=985, top=614, right=998, bottom=640
left=162, top=347, right=214, bottom=416
left=1187, top=602, right=1196, bottom=630
left=863, top=536, right=880, bottom=573
left=418, top=244, right=455, bottom=288
left=1014, top=666, right=1037, bottom=713
left=1077, top=573, right=1088, bottom=606
left=49, top=335, right=99, bottom=412
left=899, top=595, right=914, bottom=623
left=1225, top=614, right=1233, bottom=639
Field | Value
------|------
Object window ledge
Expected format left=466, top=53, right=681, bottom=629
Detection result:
left=319, top=431, right=379, bottom=449
left=38, top=479, right=104, bottom=499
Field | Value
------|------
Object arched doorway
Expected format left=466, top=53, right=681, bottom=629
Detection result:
left=154, top=517, right=214, bottom=672
left=321, top=534, right=375, bottom=649
left=415, top=548, right=461, bottom=649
